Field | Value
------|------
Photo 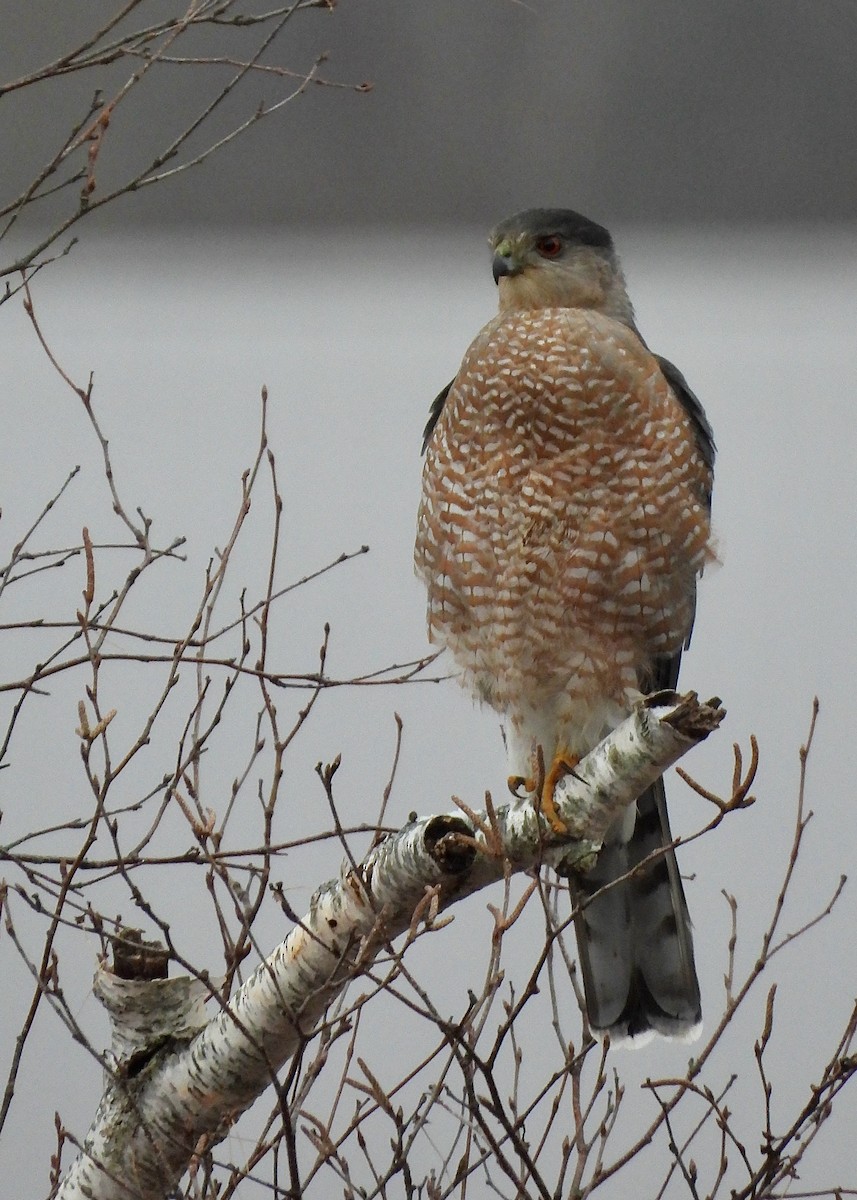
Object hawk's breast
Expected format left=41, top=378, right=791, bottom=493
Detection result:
left=415, top=307, right=712, bottom=714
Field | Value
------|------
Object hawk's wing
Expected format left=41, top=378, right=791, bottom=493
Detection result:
left=655, top=354, right=716, bottom=478
left=649, top=352, right=716, bottom=668
left=421, top=379, right=454, bottom=454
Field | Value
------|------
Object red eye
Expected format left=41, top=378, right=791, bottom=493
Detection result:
left=535, top=235, right=563, bottom=258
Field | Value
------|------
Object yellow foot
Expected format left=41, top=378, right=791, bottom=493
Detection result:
left=539, top=753, right=581, bottom=835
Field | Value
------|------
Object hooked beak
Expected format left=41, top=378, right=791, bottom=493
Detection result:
left=492, top=251, right=522, bottom=285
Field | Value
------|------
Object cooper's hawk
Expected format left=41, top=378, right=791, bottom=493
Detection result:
left=415, top=208, right=715, bottom=1043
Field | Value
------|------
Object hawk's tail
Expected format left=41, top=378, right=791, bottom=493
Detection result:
left=569, top=778, right=701, bottom=1045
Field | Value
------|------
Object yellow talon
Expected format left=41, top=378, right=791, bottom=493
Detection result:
left=507, top=774, right=535, bottom=800
left=539, top=753, right=580, bottom=835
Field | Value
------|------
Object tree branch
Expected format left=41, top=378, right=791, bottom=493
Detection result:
left=56, top=692, right=724, bottom=1199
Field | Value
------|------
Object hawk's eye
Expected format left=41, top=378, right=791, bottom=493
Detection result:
left=535, top=235, right=563, bottom=258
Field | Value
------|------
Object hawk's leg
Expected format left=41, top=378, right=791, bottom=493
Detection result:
left=508, top=738, right=547, bottom=803
left=539, top=752, right=581, bottom=834
left=507, top=742, right=579, bottom=834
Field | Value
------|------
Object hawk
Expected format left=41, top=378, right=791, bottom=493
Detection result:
left=415, top=208, right=715, bottom=1043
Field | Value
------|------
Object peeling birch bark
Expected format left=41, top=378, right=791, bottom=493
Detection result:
left=57, top=691, right=723, bottom=1200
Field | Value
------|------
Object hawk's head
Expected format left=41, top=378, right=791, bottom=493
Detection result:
left=488, top=208, right=634, bottom=325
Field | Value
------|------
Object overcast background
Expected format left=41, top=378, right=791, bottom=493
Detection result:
left=4, top=0, right=857, bottom=230
left=2, top=3, right=857, bottom=1197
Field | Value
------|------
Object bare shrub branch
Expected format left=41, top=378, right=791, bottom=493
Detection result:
left=1, top=1, right=371, bottom=294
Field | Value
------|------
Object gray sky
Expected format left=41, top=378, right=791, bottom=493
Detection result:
left=1, top=225, right=856, bottom=1194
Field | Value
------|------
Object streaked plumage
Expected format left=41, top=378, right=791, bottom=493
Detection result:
left=415, top=208, right=714, bottom=1042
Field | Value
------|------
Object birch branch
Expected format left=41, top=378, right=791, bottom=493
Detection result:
left=56, top=690, right=724, bottom=1200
